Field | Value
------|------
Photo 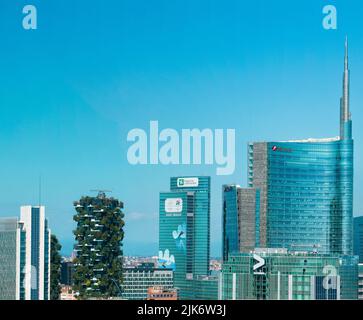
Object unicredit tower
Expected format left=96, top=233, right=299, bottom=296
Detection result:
left=248, top=39, right=353, bottom=255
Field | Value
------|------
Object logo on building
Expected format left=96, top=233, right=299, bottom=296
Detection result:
left=253, top=254, right=265, bottom=274
left=322, top=265, right=338, bottom=290
left=271, top=146, right=293, bottom=153
left=157, top=249, right=176, bottom=270
left=172, top=224, right=186, bottom=251
left=165, top=198, right=183, bottom=213
left=177, top=177, right=199, bottom=188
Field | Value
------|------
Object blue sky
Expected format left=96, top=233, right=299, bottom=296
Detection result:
left=0, top=0, right=362, bottom=256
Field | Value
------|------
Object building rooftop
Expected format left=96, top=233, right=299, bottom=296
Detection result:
left=249, top=137, right=341, bottom=145
left=281, top=136, right=340, bottom=143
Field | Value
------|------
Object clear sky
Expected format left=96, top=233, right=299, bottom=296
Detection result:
left=0, top=0, right=362, bottom=256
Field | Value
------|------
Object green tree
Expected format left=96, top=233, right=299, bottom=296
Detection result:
left=73, top=192, right=125, bottom=299
left=50, top=234, right=62, bottom=300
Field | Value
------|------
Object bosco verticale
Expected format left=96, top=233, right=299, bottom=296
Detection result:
left=73, top=192, right=125, bottom=299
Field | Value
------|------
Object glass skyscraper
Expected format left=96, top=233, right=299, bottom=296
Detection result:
left=158, top=176, right=212, bottom=299
left=247, top=39, right=353, bottom=255
left=221, top=40, right=358, bottom=300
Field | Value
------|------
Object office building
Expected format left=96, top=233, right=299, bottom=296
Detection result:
left=246, top=39, right=353, bottom=255
left=219, top=40, right=359, bottom=301
left=60, top=260, right=74, bottom=286
left=20, top=206, right=51, bottom=300
left=354, top=216, right=363, bottom=263
left=223, top=185, right=260, bottom=260
left=189, top=274, right=219, bottom=300
left=0, top=206, right=51, bottom=301
left=60, top=285, right=77, bottom=300
left=147, top=286, right=178, bottom=300
left=159, top=176, right=212, bottom=299
left=122, top=263, right=174, bottom=300
left=358, top=264, right=363, bottom=300
left=221, top=249, right=358, bottom=300
left=0, top=218, right=26, bottom=300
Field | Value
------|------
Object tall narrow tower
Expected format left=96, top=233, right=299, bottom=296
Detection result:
left=20, top=206, right=51, bottom=300
left=159, top=176, right=211, bottom=299
left=340, top=37, right=352, bottom=140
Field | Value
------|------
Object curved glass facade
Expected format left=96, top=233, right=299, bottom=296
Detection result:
left=222, top=40, right=357, bottom=300
left=248, top=138, right=353, bottom=255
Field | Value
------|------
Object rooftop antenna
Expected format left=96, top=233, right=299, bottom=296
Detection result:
left=340, top=36, right=351, bottom=139
left=38, top=174, right=42, bottom=207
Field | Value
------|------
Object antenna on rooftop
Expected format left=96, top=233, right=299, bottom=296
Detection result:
left=38, top=174, right=42, bottom=207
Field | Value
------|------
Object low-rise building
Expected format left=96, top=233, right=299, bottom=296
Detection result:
left=221, top=248, right=358, bottom=300
left=187, top=274, right=220, bottom=300
left=122, top=263, right=174, bottom=300
left=147, top=286, right=177, bottom=300
left=60, top=285, right=77, bottom=300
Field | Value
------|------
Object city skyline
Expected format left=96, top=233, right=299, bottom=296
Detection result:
left=1, top=1, right=363, bottom=257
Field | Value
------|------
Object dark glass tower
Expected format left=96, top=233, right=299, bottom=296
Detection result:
left=223, top=185, right=260, bottom=260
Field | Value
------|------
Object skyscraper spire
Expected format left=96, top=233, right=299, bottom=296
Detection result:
left=345, top=36, right=348, bottom=71
left=340, top=37, right=351, bottom=139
